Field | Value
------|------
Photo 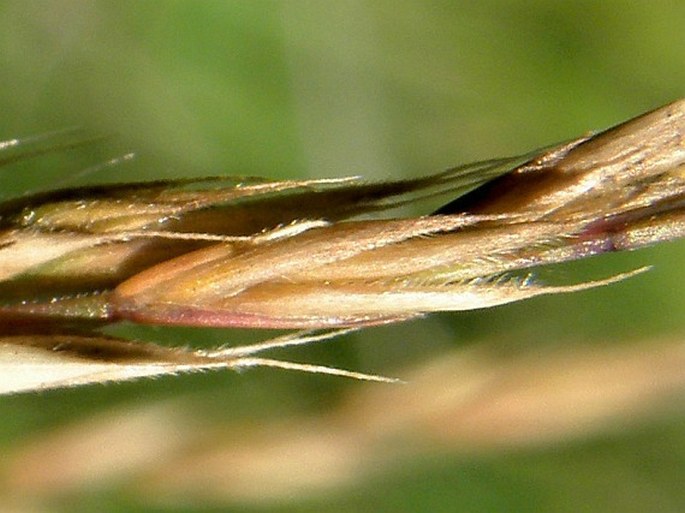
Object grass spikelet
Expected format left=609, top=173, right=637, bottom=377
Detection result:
left=0, top=100, right=683, bottom=393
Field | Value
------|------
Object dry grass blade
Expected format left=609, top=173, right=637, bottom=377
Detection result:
left=0, top=329, right=392, bottom=395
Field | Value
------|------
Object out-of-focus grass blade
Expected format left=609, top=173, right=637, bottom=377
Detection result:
left=0, top=128, right=106, bottom=169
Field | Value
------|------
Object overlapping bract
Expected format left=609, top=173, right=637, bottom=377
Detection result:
left=0, top=100, right=683, bottom=393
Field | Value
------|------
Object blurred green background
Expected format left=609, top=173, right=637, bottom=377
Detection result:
left=0, top=1, right=684, bottom=512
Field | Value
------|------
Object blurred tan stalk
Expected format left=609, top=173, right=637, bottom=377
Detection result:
left=3, top=338, right=685, bottom=507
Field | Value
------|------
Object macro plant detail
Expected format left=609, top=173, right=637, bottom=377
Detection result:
left=0, top=99, right=683, bottom=394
